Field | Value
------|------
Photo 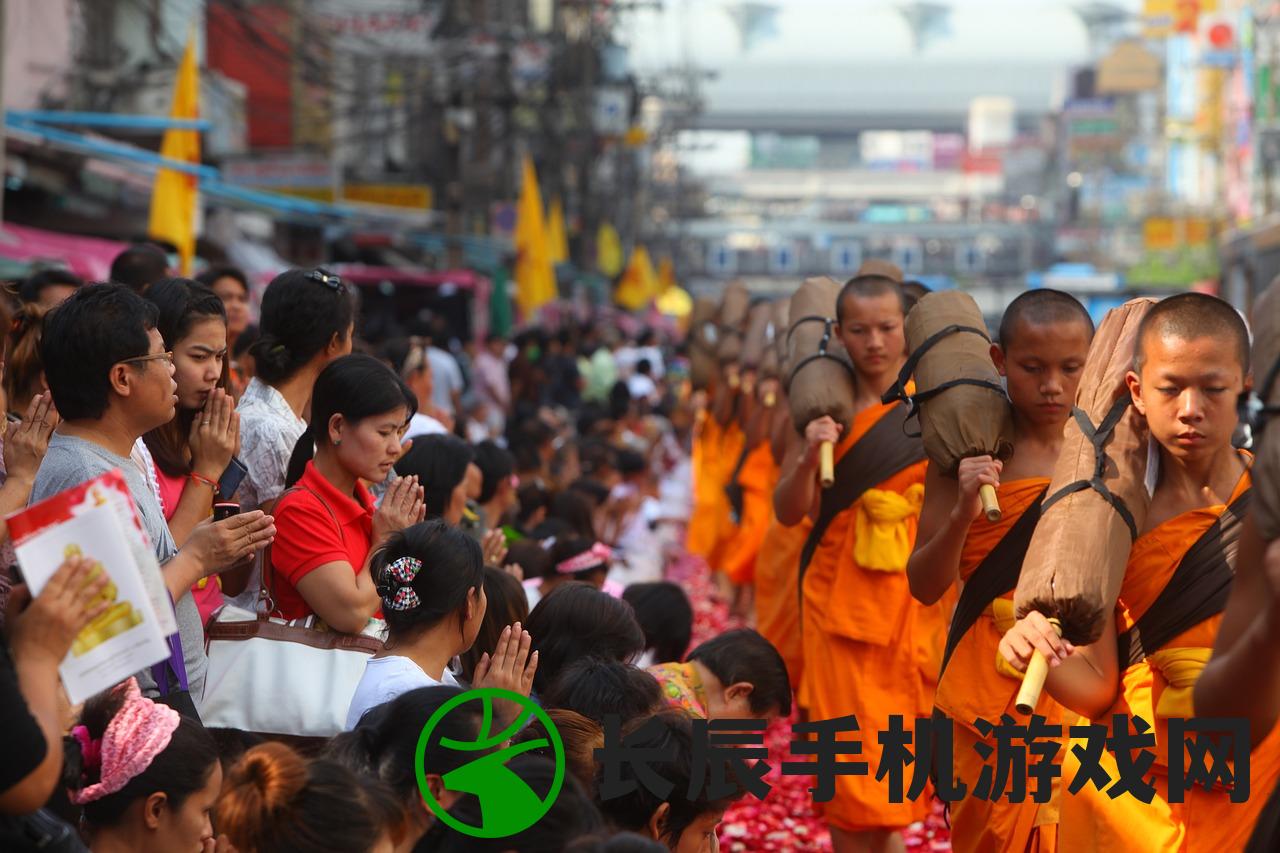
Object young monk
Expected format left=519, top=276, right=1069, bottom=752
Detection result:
left=720, top=368, right=779, bottom=619
left=773, top=274, right=942, bottom=853
left=907, top=289, right=1093, bottom=853
left=999, top=292, right=1280, bottom=852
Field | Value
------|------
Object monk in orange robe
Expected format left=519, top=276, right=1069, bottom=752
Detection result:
left=756, top=394, right=808, bottom=690
left=722, top=374, right=782, bottom=589
left=1001, top=292, right=1280, bottom=852
left=773, top=274, right=945, bottom=853
left=688, top=377, right=744, bottom=565
left=907, top=290, right=1094, bottom=853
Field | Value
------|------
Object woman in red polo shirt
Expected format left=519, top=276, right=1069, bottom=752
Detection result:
left=268, top=354, right=425, bottom=632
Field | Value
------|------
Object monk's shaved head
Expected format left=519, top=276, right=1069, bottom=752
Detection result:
left=999, top=289, right=1094, bottom=348
left=1134, top=292, right=1250, bottom=373
left=836, top=274, right=905, bottom=321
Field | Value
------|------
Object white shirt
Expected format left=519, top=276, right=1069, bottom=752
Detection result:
left=236, top=378, right=307, bottom=510
left=345, top=655, right=460, bottom=730
left=627, top=373, right=658, bottom=403
left=406, top=412, right=449, bottom=439
left=428, top=347, right=465, bottom=415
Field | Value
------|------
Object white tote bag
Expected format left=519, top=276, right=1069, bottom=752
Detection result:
left=200, top=604, right=386, bottom=737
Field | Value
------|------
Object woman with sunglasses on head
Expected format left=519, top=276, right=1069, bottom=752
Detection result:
left=232, top=268, right=354, bottom=609
left=268, top=354, right=425, bottom=633
left=139, top=279, right=244, bottom=626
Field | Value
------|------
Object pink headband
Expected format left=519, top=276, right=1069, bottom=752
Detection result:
left=72, top=678, right=181, bottom=804
left=556, top=542, right=612, bottom=575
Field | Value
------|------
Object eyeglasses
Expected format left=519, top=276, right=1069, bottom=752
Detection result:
left=118, top=351, right=174, bottom=368
left=308, top=268, right=345, bottom=292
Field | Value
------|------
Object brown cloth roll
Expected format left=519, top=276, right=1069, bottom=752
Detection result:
left=688, top=297, right=718, bottom=389
left=1014, top=297, right=1157, bottom=646
left=894, top=290, right=1014, bottom=474
left=786, top=277, right=856, bottom=436
left=716, top=281, right=751, bottom=364
left=1251, top=278, right=1280, bottom=541
left=742, top=301, right=775, bottom=369
left=768, top=299, right=790, bottom=379
left=856, top=259, right=904, bottom=282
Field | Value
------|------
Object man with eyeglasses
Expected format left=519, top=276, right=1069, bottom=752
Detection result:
left=31, top=285, right=276, bottom=711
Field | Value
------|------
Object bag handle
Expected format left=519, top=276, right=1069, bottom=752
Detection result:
left=260, top=484, right=341, bottom=619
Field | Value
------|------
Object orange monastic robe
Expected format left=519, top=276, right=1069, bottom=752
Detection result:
left=934, top=477, right=1062, bottom=853
left=799, top=399, right=939, bottom=832
left=721, top=441, right=778, bottom=585
left=1060, top=469, right=1280, bottom=852
left=688, top=414, right=743, bottom=562
left=755, top=514, right=810, bottom=692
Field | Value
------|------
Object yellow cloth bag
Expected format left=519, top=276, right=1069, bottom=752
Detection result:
left=852, top=484, right=925, bottom=572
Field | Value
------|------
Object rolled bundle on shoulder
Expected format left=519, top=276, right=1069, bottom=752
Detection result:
left=715, top=281, right=751, bottom=366
left=768, top=299, right=791, bottom=378
left=1251, top=278, right=1280, bottom=541
left=1014, top=297, right=1157, bottom=645
left=688, top=297, right=719, bottom=390
left=787, top=277, right=856, bottom=487
left=886, top=290, right=1013, bottom=521
left=742, top=301, right=775, bottom=369
left=857, top=259, right=904, bottom=282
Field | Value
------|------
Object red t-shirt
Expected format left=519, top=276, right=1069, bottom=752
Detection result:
left=267, top=461, right=376, bottom=622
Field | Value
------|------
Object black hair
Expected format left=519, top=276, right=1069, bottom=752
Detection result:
left=526, top=582, right=645, bottom=694
left=549, top=491, right=597, bottom=539
left=543, top=658, right=662, bottom=724
left=621, top=582, right=694, bottom=664
left=615, top=449, right=646, bottom=477
left=76, top=682, right=219, bottom=829
left=516, top=481, right=551, bottom=528
left=40, top=284, right=159, bottom=420
left=506, top=538, right=553, bottom=580
left=568, top=477, right=611, bottom=507
left=251, top=267, right=356, bottom=386
left=1134, top=291, right=1249, bottom=373
left=835, top=274, right=906, bottom=321
left=579, top=441, right=619, bottom=479
left=19, top=268, right=83, bottom=304
left=687, top=628, right=791, bottom=716
left=609, top=380, right=632, bottom=419
left=285, top=353, right=416, bottom=487
left=564, top=833, right=668, bottom=853
left=576, top=404, right=613, bottom=439
left=636, top=358, right=652, bottom=376
left=395, top=434, right=476, bottom=520
left=327, top=685, right=482, bottom=797
left=510, top=419, right=554, bottom=473
left=458, top=565, right=530, bottom=682
left=218, top=742, right=398, bottom=853
left=109, top=243, right=169, bottom=293
left=141, top=278, right=230, bottom=477
left=234, top=323, right=260, bottom=359
left=371, top=519, right=485, bottom=643
left=196, top=264, right=250, bottom=294
left=998, top=288, right=1094, bottom=349
left=474, top=440, right=515, bottom=504
left=594, top=710, right=739, bottom=846
left=423, top=755, right=605, bottom=853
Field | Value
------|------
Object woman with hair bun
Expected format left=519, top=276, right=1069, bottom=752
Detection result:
left=216, top=741, right=399, bottom=853
left=69, top=677, right=222, bottom=853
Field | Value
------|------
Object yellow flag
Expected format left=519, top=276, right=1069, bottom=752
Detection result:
left=596, top=222, right=624, bottom=278
left=514, top=156, right=557, bottom=318
left=148, top=35, right=200, bottom=275
left=615, top=245, right=660, bottom=311
left=547, top=198, right=569, bottom=265
left=655, top=256, right=692, bottom=319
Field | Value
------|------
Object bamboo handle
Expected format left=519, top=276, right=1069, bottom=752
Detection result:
left=764, top=390, right=777, bottom=408
left=979, top=484, right=1001, bottom=523
left=1015, top=617, right=1062, bottom=715
left=819, top=441, right=835, bottom=489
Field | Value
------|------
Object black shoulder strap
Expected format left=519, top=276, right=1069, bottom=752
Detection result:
left=785, top=316, right=856, bottom=390
left=880, top=323, right=1008, bottom=439
left=1116, top=489, right=1252, bottom=667
left=797, top=402, right=926, bottom=597
left=937, top=487, right=1048, bottom=680
left=724, top=445, right=752, bottom=524
left=1038, top=397, right=1140, bottom=540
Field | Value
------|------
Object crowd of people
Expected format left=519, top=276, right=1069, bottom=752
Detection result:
left=0, top=243, right=795, bottom=853
left=7, top=236, right=1280, bottom=853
